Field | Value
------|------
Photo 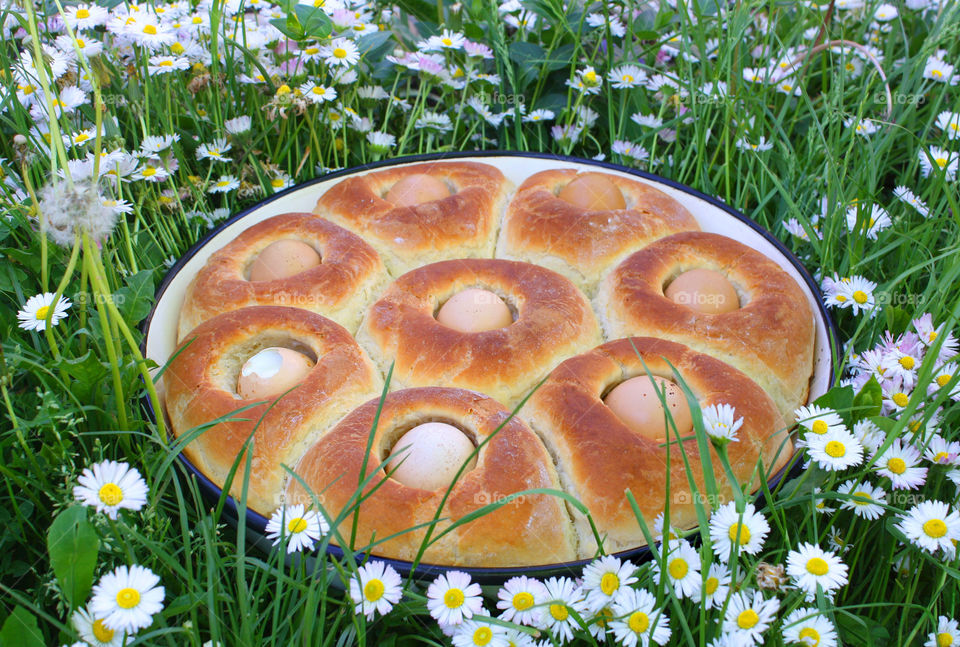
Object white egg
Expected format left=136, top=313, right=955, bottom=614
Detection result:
left=248, top=239, right=321, bottom=282
left=386, top=422, right=477, bottom=491
left=665, top=269, right=740, bottom=314
left=436, top=288, right=513, bottom=333
left=604, top=375, right=693, bottom=442
left=237, top=347, right=314, bottom=400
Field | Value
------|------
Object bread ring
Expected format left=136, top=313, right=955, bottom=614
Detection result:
left=595, top=231, right=815, bottom=419
left=177, top=213, right=387, bottom=340
left=313, top=161, right=512, bottom=276
left=496, top=169, right=700, bottom=295
left=524, top=337, right=791, bottom=558
left=164, top=306, right=383, bottom=515
left=356, top=258, right=603, bottom=408
left=285, top=387, right=578, bottom=566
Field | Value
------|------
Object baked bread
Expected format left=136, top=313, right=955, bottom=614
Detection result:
left=313, top=161, right=512, bottom=276
left=523, top=337, right=792, bottom=558
left=177, top=213, right=387, bottom=340
left=164, top=306, right=383, bottom=515
left=496, top=169, right=700, bottom=295
left=285, top=387, right=578, bottom=566
left=595, top=232, right=815, bottom=419
left=356, top=258, right=604, bottom=408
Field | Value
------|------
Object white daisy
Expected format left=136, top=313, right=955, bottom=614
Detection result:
left=873, top=439, right=927, bottom=489
left=691, top=562, right=731, bottom=609
left=139, top=134, right=179, bottom=156
left=722, top=590, right=779, bottom=645
left=924, top=57, right=957, bottom=84
left=323, top=37, right=359, bottom=67
left=925, top=616, right=960, bottom=647
left=896, top=500, right=960, bottom=553
left=300, top=82, right=337, bottom=104
left=845, top=203, right=891, bottom=239
left=702, top=403, right=744, bottom=443
left=427, top=29, right=466, bottom=50
left=837, top=479, right=887, bottom=520
left=709, top=501, right=770, bottom=560
left=936, top=111, right=960, bottom=140
left=830, top=275, right=878, bottom=315
left=208, top=174, right=240, bottom=193
left=812, top=487, right=836, bottom=515
left=651, top=539, right=701, bottom=599
left=793, top=404, right=843, bottom=437
left=348, top=560, right=402, bottom=620
left=147, top=55, right=190, bottom=75
left=73, top=461, right=148, bottom=520
left=427, top=571, right=484, bottom=627
left=17, top=292, right=72, bottom=331
left=782, top=608, right=838, bottom=647
left=366, top=131, right=396, bottom=153
left=265, top=504, right=327, bottom=554
left=735, top=136, right=774, bottom=152
left=196, top=138, right=232, bottom=162
left=581, top=555, right=637, bottom=613
left=522, top=109, right=555, bottom=123
left=852, top=419, right=885, bottom=454
left=89, top=565, right=165, bottom=634
left=924, top=435, right=960, bottom=466
left=452, top=620, right=508, bottom=647
left=919, top=146, right=958, bottom=181
left=131, top=163, right=169, bottom=183
left=609, top=587, right=671, bottom=647
left=537, top=576, right=587, bottom=644
left=497, top=575, right=548, bottom=626
left=828, top=528, right=854, bottom=555
left=893, top=186, right=931, bottom=217
left=805, top=427, right=864, bottom=471
left=72, top=606, right=126, bottom=647
left=63, top=3, right=109, bottom=29
left=609, top=64, right=646, bottom=89
left=786, top=543, right=848, bottom=600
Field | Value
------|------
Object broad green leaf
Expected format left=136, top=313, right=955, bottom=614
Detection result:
left=852, top=375, right=883, bottom=421
left=47, top=506, right=100, bottom=609
left=270, top=16, right=303, bottom=41
left=813, top=384, right=855, bottom=426
left=114, top=269, right=155, bottom=324
left=293, top=4, right=332, bottom=39
left=0, top=606, right=44, bottom=647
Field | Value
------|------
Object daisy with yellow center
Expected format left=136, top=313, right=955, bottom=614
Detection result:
left=348, top=560, right=402, bottom=620
left=496, top=575, right=547, bottom=626
left=786, top=542, right=849, bottom=600
left=537, top=576, right=588, bottom=643
left=453, top=619, right=507, bottom=647
left=722, top=590, right=779, bottom=644
left=17, top=292, right=72, bottom=332
left=806, top=427, right=864, bottom=471
left=652, top=540, right=701, bottom=599
left=926, top=616, right=960, bottom=647
left=427, top=570, right=483, bottom=627
left=874, top=439, right=927, bottom=489
left=783, top=608, right=839, bottom=647
left=709, top=501, right=770, bottom=561
left=265, top=504, right=327, bottom=554
left=581, top=555, right=637, bottom=613
left=691, top=562, right=731, bottom=609
left=73, top=460, right=148, bottom=519
left=89, top=565, right=165, bottom=634
left=897, top=500, right=960, bottom=554
left=610, top=587, right=671, bottom=647
left=837, top=479, right=887, bottom=520
left=73, top=606, right=126, bottom=647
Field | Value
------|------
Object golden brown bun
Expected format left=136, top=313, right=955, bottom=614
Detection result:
left=524, top=337, right=792, bottom=558
left=286, top=387, right=577, bottom=566
left=313, top=161, right=513, bottom=275
left=357, top=259, right=604, bottom=408
left=177, top=213, right=388, bottom=340
left=496, top=169, right=700, bottom=295
left=595, top=232, right=815, bottom=419
left=164, top=306, right=383, bottom=515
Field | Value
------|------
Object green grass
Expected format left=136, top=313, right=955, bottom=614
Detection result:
left=1, top=0, right=959, bottom=644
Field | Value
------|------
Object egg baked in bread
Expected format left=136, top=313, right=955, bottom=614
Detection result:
left=523, top=337, right=792, bottom=558
left=594, top=231, right=816, bottom=420
left=164, top=306, right=383, bottom=515
left=177, top=213, right=387, bottom=340
left=313, top=161, right=513, bottom=276
left=496, top=169, right=700, bottom=295
left=285, top=387, right=578, bottom=567
left=160, top=160, right=822, bottom=567
left=356, top=258, right=604, bottom=408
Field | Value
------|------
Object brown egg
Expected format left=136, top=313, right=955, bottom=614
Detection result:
left=604, top=375, right=693, bottom=442
left=248, top=240, right=321, bottom=282
left=386, top=422, right=477, bottom=491
left=557, top=173, right=626, bottom=211
left=237, top=347, right=314, bottom=400
left=665, top=269, right=740, bottom=315
left=384, top=173, right=451, bottom=207
left=436, top=288, right=513, bottom=333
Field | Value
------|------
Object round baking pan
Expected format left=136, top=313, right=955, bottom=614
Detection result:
left=142, top=151, right=840, bottom=584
